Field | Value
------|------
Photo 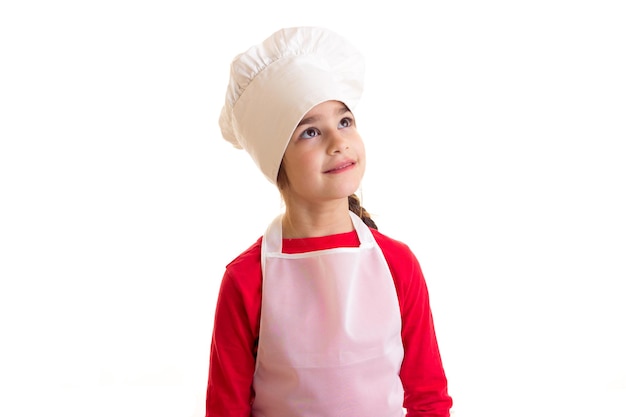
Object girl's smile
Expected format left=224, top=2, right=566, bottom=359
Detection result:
left=323, top=159, right=357, bottom=174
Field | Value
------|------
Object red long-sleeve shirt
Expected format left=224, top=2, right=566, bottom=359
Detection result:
left=206, top=227, right=452, bottom=417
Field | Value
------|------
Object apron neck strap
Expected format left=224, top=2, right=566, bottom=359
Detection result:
left=263, top=211, right=374, bottom=255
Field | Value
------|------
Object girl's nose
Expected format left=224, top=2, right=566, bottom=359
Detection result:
left=327, top=131, right=349, bottom=154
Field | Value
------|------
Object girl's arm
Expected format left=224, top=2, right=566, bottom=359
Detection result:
left=206, top=268, right=260, bottom=417
left=374, top=231, right=453, bottom=417
left=398, top=252, right=453, bottom=417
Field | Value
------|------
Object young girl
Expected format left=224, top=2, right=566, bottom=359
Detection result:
left=207, top=26, right=453, bottom=417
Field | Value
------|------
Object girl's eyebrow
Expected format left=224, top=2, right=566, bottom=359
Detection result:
left=296, top=105, right=351, bottom=128
left=296, top=115, right=318, bottom=128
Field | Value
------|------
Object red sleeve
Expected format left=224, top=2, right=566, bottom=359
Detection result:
left=205, top=240, right=262, bottom=417
left=374, top=231, right=453, bottom=417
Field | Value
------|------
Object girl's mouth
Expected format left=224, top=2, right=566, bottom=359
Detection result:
left=324, top=161, right=355, bottom=174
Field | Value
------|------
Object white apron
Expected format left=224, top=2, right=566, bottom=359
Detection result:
left=252, top=211, right=405, bottom=417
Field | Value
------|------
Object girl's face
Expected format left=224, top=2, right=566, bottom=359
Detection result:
left=280, top=100, right=366, bottom=207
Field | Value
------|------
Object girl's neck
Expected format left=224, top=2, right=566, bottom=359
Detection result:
left=282, top=200, right=353, bottom=239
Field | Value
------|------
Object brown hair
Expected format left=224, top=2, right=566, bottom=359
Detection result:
left=348, top=193, right=378, bottom=230
left=277, top=163, right=378, bottom=230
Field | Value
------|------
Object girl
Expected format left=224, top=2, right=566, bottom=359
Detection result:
left=207, top=26, right=452, bottom=417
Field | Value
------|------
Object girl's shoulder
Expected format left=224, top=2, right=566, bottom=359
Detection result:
left=225, top=237, right=263, bottom=277
left=371, top=228, right=417, bottom=262
left=371, top=229, right=425, bottom=290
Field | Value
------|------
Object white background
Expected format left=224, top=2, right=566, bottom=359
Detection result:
left=1, top=1, right=625, bottom=416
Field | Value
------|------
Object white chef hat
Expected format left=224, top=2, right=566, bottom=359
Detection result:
left=218, top=26, right=366, bottom=185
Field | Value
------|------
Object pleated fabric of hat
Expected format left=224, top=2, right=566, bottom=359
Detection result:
left=219, top=26, right=366, bottom=184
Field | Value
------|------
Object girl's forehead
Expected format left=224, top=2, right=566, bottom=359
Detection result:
left=300, top=100, right=349, bottom=119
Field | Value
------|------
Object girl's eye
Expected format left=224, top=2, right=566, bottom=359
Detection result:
left=338, top=117, right=353, bottom=129
left=300, top=128, right=320, bottom=139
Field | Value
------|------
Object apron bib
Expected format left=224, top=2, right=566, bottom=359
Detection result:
left=252, top=212, right=405, bottom=417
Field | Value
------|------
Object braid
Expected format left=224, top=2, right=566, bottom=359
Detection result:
left=348, top=194, right=378, bottom=230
